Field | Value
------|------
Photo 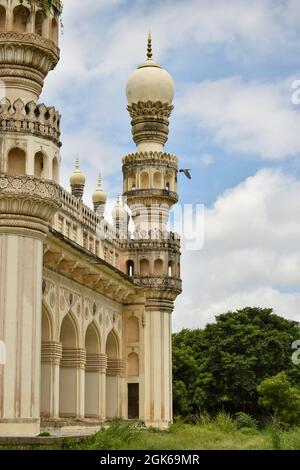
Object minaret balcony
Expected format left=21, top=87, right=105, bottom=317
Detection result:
left=132, top=275, right=182, bottom=295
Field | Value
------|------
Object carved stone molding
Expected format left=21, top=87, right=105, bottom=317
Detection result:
left=107, top=359, right=125, bottom=377
left=60, top=348, right=86, bottom=369
left=85, top=353, right=107, bottom=372
left=124, top=188, right=179, bottom=206
left=122, top=151, right=178, bottom=170
left=0, top=97, right=61, bottom=145
left=41, top=342, right=62, bottom=365
left=133, top=276, right=182, bottom=298
left=0, top=173, right=62, bottom=225
left=127, top=101, right=174, bottom=146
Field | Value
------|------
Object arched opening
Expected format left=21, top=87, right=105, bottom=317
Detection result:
left=52, top=156, right=59, bottom=182
left=59, top=314, right=79, bottom=418
left=34, top=151, right=44, bottom=177
left=154, top=259, right=164, bottom=276
left=165, top=174, right=174, bottom=191
left=128, top=353, right=139, bottom=377
left=140, top=171, right=149, bottom=189
left=140, top=258, right=150, bottom=276
left=168, top=261, right=175, bottom=277
left=126, top=260, right=134, bottom=277
left=0, top=6, right=6, bottom=31
left=51, top=17, right=58, bottom=43
left=7, top=148, right=26, bottom=175
left=41, top=307, right=53, bottom=417
left=35, top=10, right=46, bottom=37
left=153, top=171, right=163, bottom=189
left=13, top=5, right=30, bottom=33
left=106, top=330, right=119, bottom=418
left=85, top=322, right=101, bottom=418
left=127, top=316, right=139, bottom=343
left=127, top=176, right=136, bottom=191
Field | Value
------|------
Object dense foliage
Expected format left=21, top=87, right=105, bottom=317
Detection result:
left=173, top=307, right=300, bottom=419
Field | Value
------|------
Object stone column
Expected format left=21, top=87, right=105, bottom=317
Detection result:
left=0, top=174, right=61, bottom=436
left=85, top=353, right=107, bottom=419
left=59, top=348, right=86, bottom=419
left=143, top=298, right=173, bottom=428
left=41, top=342, right=62, bottom=419
left=106, top=359, right=125, bottom=419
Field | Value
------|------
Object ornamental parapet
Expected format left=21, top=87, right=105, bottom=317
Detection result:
left=133, top=275, right=182, bottom=294
left=121, top=236, right=180, bottom=253
left=122, top=151, right=178, bottom=170
left=0, top=98, right=61, bottom=145
left=0, top=31, right=59, bottom=58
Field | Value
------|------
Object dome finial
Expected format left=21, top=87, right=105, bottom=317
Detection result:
left=75, top=155, right=80, bottom=170
left=147, top=31, right=153, bottom=61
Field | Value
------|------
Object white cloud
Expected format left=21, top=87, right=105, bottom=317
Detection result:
left=176, top=77, right=300, bottom=159
left=174, top=169, right=300, bottom=330
left=200, top=154, right=215, bottom=166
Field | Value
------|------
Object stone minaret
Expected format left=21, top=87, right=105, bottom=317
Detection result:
left=0, top=0, right=62, bottom=436
left=123, top=34, right=182, bottom=427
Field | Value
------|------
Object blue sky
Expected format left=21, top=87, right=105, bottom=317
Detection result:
left=41, top=0, right=300, bottom=330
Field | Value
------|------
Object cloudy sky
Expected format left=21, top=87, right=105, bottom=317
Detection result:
left=41, top=0, right=300, bottom=330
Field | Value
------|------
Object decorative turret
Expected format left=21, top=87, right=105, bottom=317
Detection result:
left=112, top=195, right=129, bottom=238
left=0, top=0, right=62, bottom=102
left=92, top=173, right=107, bottom=216
left=123, top=33, right=178, bottom=234
left=70, top=156, right=85, bottom=200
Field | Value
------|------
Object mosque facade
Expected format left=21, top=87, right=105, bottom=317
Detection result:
left=0, top=0, right=181, bottom=436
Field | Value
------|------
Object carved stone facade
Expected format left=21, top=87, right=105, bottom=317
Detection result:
left=0, top=4, right=181, bottom=436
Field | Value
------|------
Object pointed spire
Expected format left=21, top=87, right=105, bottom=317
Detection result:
left=97, top=173, right=102, bottom=189
left=75, top=155, right=80, bottom=170
left=147, top=31, right=153, bottom=61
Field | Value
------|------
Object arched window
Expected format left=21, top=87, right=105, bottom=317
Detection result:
left=168, top=261, right=174, bottom=277
left=51, top=17, right=58, bottom=43
left=126, top=260, right=134, bottom=277
left=154, top=259, right=164, bottom=276
left=35, top=10, right=46, bottom=37
left=127, top=316, right=139, bottom=343
left=52, top=156, right=59, bottom=182
left=7, top=148, right=26, bottom=175
left=153, top=171, right=163, bottom=189
left=140, top=258, right=150, bottom=276
left=0, top=6, right=6, bottom=31
left=13, top=5, right=30, bottom=33
left=140, top=171, right=149, bottom=189
left=34, top=151, right=44, bottom=177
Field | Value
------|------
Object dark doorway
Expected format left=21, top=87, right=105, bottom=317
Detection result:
left=128, top=383, right=139, bottom=419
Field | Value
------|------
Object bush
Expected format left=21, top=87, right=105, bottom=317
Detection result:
left=235, top=412, right=258, bottom=429
left=258, top=372, right=300, bottom=426
left=214, top=412, right=237, bottom=432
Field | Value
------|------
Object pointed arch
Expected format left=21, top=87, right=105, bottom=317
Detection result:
left=7, top=147, right=26, bottom=175
left=59, top=312, right=79, bottom=348
left=13, top=5, right=30, bottom=33
left=0, top=5, right=6, bottom=31
left=41, top=304, right=54, bottom=342
left=51, top=17, right=58, bottom=43
left=153, top=171, right=163, bottom=189
left=140, top=171, right=150, bottom=189
left=140, top=258, right=150, bottom=276
left=85, top=321, right=101, bottom=353
left=52, top=156, right=59, bottom=182
left=106, top=328, right=119, bottom=359
left=35, top=10, right=47, bottom=37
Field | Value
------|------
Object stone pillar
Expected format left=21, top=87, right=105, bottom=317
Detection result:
left=85, top=353, right=107, bottom=419
left=0, top=174, right=61, bottom=436
left=106, top=359, right=125, bottom=418
left=143, top=298, right=173, bottom=428
left=59, top=348, right=86, bottom=419
left=41, top=342, right=62, bottom=419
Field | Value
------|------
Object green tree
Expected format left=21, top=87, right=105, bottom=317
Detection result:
left=258, top=372, right=300, bottom=426
left=173, top=307, right=300, bottom=417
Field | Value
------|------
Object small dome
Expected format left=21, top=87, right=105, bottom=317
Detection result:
left=70, top=157, right=85, bottom=185
left=126, top=33, right=174, bottom=105
left=92, top=174, right=107, bottom=204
